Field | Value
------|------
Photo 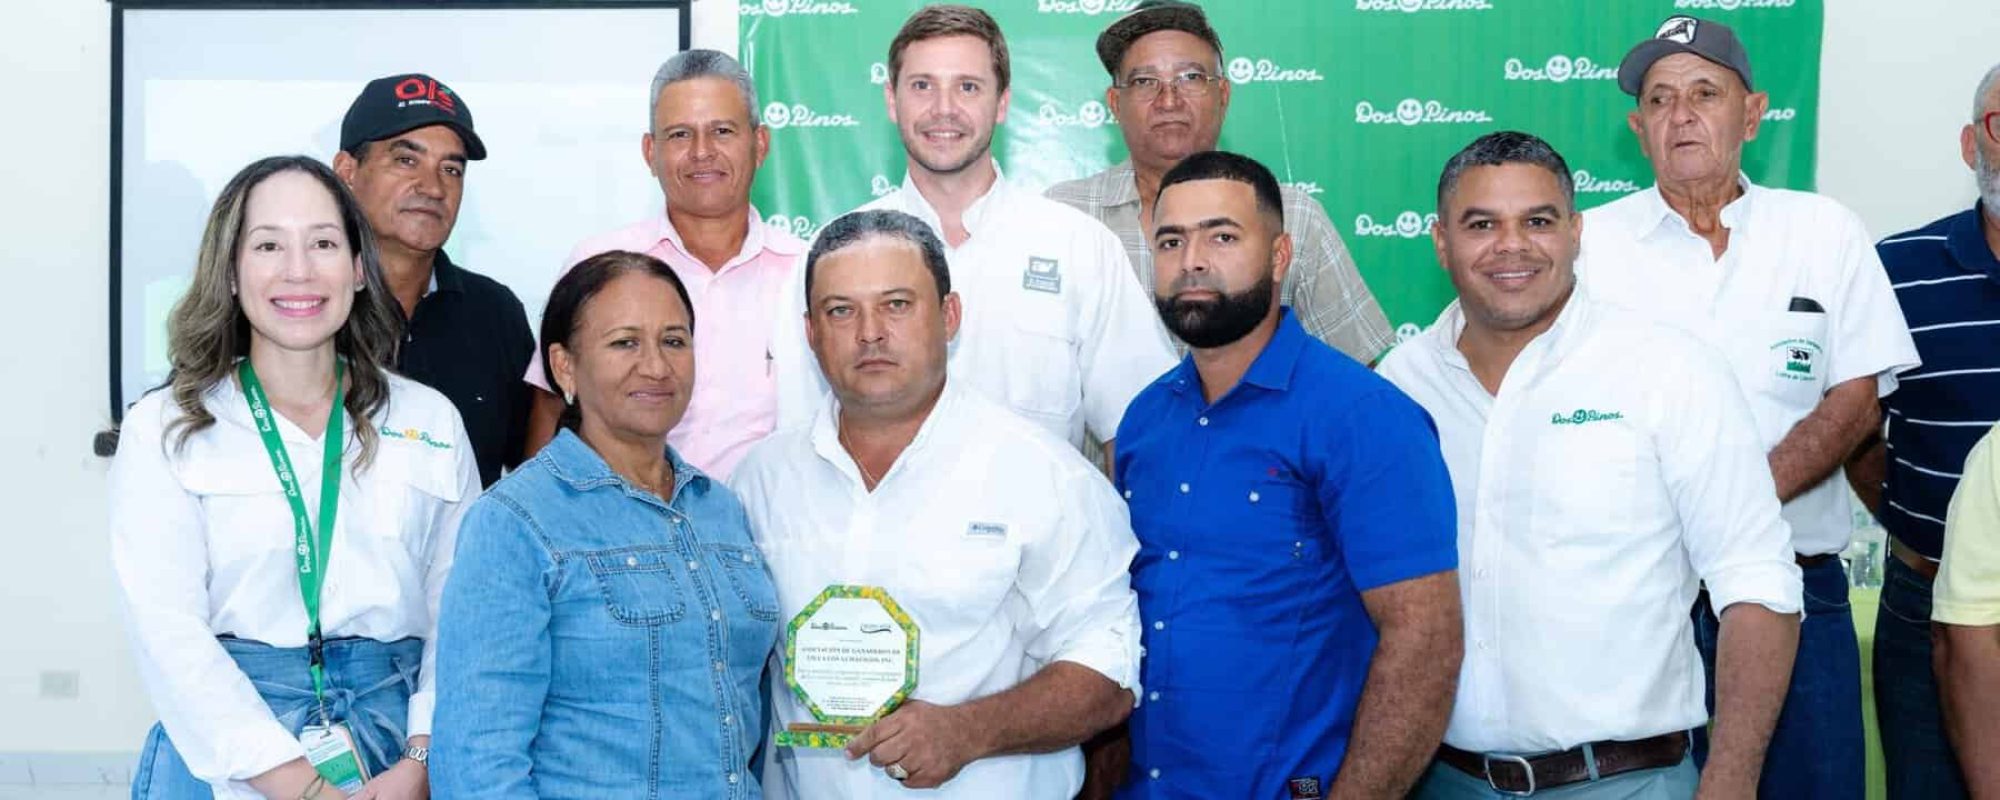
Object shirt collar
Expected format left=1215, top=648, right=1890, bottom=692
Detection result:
left=1948, top=201, right=2000, bottom=280
left=649, top=205, right=806, bottom=269
left=808, top=380, right=962, bottom=490
left=1424, top=281, right=1596, bottom=376
left=897, top=162, right=1009, bottom=239
left=427, top=249, right=467, bottom=295
left=1636, top=172, right=1757, bottom=239
left=1099, top=160, right=1141, bottom=208
left=540, top=427, right=711, bottom=502
left=1166, top=308, right=1310, bottom=398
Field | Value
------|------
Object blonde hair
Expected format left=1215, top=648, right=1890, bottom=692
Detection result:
left=161, top=155, right=402, bottom=468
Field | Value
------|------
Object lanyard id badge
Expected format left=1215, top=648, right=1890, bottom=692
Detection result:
left=300, top=722, right=371, bottom=791
left=240, top=360, right=364, bottom=790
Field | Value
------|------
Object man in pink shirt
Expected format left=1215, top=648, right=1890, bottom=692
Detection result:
left=524, top=49, right=804, bottom=479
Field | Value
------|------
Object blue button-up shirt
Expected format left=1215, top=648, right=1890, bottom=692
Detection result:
left=1876, top=203, right=2000, bottom=559
left=1112, top=310, right=1457, bottom=798
left=433, top=430, right=778, bottom=799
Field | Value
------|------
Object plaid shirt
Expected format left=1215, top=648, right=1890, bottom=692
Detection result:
left=1047, top=160, right=1394, bottom=363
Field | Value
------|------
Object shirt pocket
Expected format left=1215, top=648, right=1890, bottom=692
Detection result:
left=364, top=445, right=466, bottom=562
left=1530, top=423, right=1645, bottom=549
left=181, top=456, right=290, bottom=570
left=584, top=546, right=689, bottom=627
left=707, top=542, right=780, bottom=622
left=996, top=313, right=1082, bottom=425
left=1743, top=309, right=1831, bottom=412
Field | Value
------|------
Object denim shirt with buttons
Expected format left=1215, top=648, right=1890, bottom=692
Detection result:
left=433, top=429, right=779, bottom=800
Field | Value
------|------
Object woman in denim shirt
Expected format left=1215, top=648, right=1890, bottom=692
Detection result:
left=432, top=251, right=779, bottom=799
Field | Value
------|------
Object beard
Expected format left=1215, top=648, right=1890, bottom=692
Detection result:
left=1978, top=147, right=2000, bottom=214
left=1154, top=272, right=1276, bottom=349
left=902, top=118, right=994, bottom=177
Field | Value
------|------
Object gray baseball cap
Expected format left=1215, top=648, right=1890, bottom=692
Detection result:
left=1617, top=16, right=1754, bottom=97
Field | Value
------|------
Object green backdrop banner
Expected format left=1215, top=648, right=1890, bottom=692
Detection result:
left=742, top=0, right=1822, bottom=332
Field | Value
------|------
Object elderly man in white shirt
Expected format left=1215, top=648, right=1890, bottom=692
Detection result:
left=1380, top=131, right=1802, bottom=800
left=769, top=5, right=1174, bottom=459
left=1580, top=17, right=1919, bottom=797
left=734, top=208, right=1143, bottom=799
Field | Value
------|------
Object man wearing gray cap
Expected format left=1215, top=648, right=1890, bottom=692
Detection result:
left=333, top=74, right=536, bottom=488
left=1580, top=17, right=1920, bottom=799
left=1046, top=0, right=1393, bottom=364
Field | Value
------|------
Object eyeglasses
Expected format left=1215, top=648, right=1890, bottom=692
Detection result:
left=1114, top=70, right=1222, bottom=103
left=1985, top=111, right=2000, bottom=144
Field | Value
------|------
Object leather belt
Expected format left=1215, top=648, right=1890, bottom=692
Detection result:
left=1437, top=730, right=1690, bottom=795
left=1795, top=552, right=1838, bottom=568
left=1889, top=536, right=1940, bottom=581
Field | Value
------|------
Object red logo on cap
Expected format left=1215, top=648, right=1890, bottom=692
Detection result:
left=393, top=77, right=458, bottom=116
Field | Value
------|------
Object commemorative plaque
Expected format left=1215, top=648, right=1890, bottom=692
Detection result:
left=773, top=585, right=920, bottom=749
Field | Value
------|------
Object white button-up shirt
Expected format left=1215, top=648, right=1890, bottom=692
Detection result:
left=732, top=381, right=1143, bottom=799
left=770, top=167, right=1176, bottom=452
left=1581, top=177, right=1920, bottom=555
left=109, top=373, right=477, bottom=799
left=1378, top=289, right=1802, bottom=754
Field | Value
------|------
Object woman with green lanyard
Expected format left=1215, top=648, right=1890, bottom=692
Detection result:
left=110, top=155, right=478, bottom=800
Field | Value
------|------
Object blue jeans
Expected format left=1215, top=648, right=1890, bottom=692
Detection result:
left=131, top=636, right=422, bottom=799
left=1692, top=557, right=1862, bottom=799
left=1875, top=555, right=1968, bottom=799
left=1412, top=755, right=1699, bottom=799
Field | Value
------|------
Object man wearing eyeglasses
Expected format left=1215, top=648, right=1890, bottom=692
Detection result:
left=1846, top=62, right=2000, bottom=800
left=1046, top=0, right=1393, bottom=364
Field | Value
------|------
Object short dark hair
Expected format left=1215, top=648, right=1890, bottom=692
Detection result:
left=1155, top=150, right=1285, bottom=228
left=804, top=210, right=952, bottom=305
left=539, top=250, right=695, bottom=431
left=1437, top=131, right=1576, bottom=212
left=888, top=5, right=1010, bottom=92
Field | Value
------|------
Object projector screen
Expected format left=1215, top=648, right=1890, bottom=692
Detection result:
left=112, top=1, right=690, bottom=417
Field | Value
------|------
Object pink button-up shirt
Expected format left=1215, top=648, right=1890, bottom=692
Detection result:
left=527, top=207, right=805, bottom=479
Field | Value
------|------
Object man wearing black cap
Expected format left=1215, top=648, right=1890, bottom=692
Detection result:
left=1046, top=0, right=1393, bottom=364
left=1580, top=18, right=1920, bottom=799
left=334, top=73, right=536, bottom=488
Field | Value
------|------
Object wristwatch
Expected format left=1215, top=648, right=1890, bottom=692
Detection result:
left=402, top=744, right=429, bottom=766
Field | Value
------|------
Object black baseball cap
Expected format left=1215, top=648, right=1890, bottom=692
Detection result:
left=339, top=73, right=487, bottom=160
left=1617, top=16, right=1754, bottom=97
left=1095, top=0, right=1223, bottom=78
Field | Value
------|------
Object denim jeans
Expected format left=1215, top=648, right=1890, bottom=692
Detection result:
left=131, top=636, right=422, bottom=799
left=1875, top=555, right=1968, bottom=799
left=1692, top=558, right=1862, bottom=799
left=1412, top=755, right=1699, bottom=799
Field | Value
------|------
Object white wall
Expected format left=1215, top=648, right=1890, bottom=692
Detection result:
left=1819, top=0, right=2000, bottom=237
left=0, top=0, right=1991, bottom=760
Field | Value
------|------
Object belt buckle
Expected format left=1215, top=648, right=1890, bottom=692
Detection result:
left=1482, top=753, right=1536, bottom=797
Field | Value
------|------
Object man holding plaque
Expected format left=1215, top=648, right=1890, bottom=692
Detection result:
left=1113, top=150, right=1463, bottom=799
left=733, top=209, right=1144, bottom=797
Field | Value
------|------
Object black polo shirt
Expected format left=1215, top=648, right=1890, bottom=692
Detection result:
left=396, top=251, right=535, bottom=487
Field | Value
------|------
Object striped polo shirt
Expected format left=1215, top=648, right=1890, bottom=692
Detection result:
left=1877, top=202, right=2000, bottom=559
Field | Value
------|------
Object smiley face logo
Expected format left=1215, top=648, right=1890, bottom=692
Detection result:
left=1544, top=55, right=1575, bottom=83
left=1082, top=0, right=1107, bottom=13
left=763, top=102, right=792, bottom=129
left=869, top=62, right=889, bottom=85
left=1080, top=101, right=1108, bottom=127
left=1396, top=98, right=1424, bottom=126
left=1399, top=0, right=1423, bottom=10
left=1228, top=57, right=1256, bottom=84
left=763, top=0, right=788, bottom=15
left=1395, top=211, right=1424, bottom=237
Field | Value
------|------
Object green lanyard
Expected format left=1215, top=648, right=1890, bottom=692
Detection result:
left=238, top=358, right=345, bottom=713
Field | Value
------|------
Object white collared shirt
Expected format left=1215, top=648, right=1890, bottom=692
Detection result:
left=1378, top=289, right=1802, bottom=754
left=770, top=166, right=1176, bottom=452
left=1581, top=177, right=1920, bottom=554
left=109, top=373, right=477, bottom=798
left=731, top=381, right=1143, bottom=799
